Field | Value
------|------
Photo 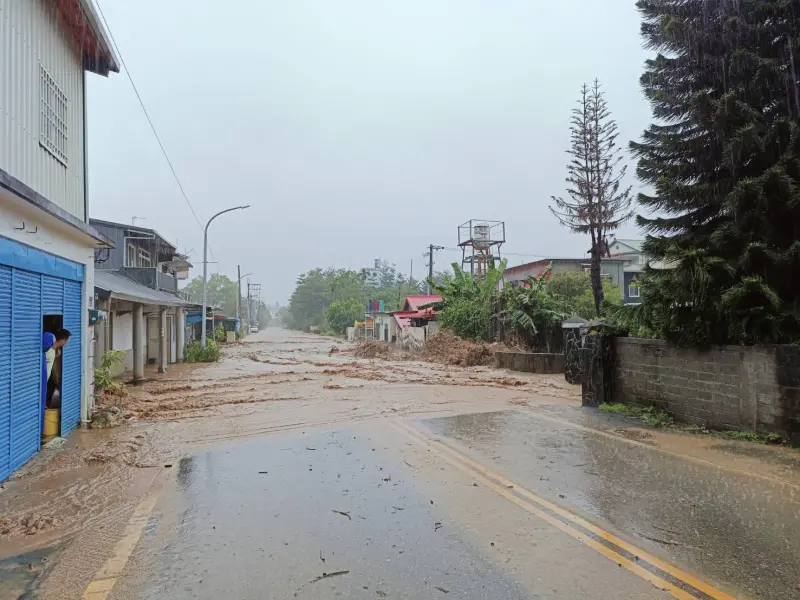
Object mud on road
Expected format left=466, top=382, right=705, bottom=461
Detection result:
left=3, top=328, right=800, bottom=600
left=0, top=328, right=578, bottom=559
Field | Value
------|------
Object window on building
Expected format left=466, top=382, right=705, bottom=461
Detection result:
left=638, top=254, right=646, bottom=265
left=126, top=244, right=152, bottom=267
left=126, top=243, right=137, bottom=267
left=629, top=280, right=641, bottom=299
left=137, top=248, right=151, bottom=267
left=39, top=65, right=68, bottom=165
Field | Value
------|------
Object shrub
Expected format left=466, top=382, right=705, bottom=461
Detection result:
left=94, top=350, right=126, bottom=392
left=215, top=325, right=227, bottom=343
left=185, top=339, right=221, bottom=363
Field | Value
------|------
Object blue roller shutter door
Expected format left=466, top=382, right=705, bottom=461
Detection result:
left=61, top=280, right=81, bottom=435
left=41, top=275, right=64, bottom=314
left=0, top=266, right=11, bottom=482
left=10, top=270, right=42, bottom=472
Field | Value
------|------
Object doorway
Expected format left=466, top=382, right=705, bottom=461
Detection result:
left=42, top=314, right=63, bottom=433
left=147, top=316, right=159, bottom=364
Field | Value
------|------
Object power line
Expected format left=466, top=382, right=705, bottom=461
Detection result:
left=94, top=0, right=214, bottom=259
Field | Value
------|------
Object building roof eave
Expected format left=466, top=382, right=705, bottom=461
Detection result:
left=77, top=0, right=120, bottom=75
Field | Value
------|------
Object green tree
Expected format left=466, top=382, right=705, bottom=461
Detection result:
left=433, top=261, right=506, bottom=341
left=326, top=299, right=364, bottom=334
left=629, top=0, right=800, bottom=345
left=183, top=273, right=240, bottom=317
left=257, top=302, right=272, bottom=327
left=502, top=265, right=573, bottom=350
left=550, top=80, right=632, bottom=316
left=546, top=271, right=622, bottom=320
left=287, top=263, right=426, bottom=331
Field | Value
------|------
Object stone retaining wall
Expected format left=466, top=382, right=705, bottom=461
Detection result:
left=613, top=338, right=800, bottom=442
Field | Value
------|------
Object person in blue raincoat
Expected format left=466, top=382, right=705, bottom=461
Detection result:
left=42, top=332, right=56, bottom=435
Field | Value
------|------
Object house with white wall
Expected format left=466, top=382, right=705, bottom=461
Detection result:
left=0, top=0, right=118, bottom=480
left=606, top=238, right=675, bottom=305
left=90, top=219, right=195, bottom=378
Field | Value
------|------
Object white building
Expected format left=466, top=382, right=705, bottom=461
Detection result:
left=363, top=258, right=382, bottom=287
left=0, top=0, right=118, bottom=480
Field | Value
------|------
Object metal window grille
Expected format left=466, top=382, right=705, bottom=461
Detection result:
left=39, top=65, right=68, bottom=165
left=629, top=283, right=641, bottom=298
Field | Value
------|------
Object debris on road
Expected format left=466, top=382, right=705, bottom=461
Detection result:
left=0, top=514, right=61, bottom=537
left=89, top=406, right=124, bottom=429
left=332, top=510, right=352, bottom=521
left=422, top=331, right=495, bottom=366
left=435, top=521, right=443, bottom=531
left=351, top=340, right=391, bottom=359
left=310, top=570, right=349, bottom=583
left=294, top=569, right=350, bottom=596
left=434, top=586, right=450, bottom=594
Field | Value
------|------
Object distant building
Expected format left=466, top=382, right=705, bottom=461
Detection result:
left=606, top=238, right=674, bottom=305
left=607, top=239, right=645, bottom=305
left=363, top=258, right=382, bottom=287
left=503, top=258, right=626, bottom=291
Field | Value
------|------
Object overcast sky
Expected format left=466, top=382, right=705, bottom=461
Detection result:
left=87, top=0, right=652, bottom=303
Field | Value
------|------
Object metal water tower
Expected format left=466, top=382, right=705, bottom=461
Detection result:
left=457, top=220, right=505, bottom=278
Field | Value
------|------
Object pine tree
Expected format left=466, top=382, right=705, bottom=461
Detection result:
left=630, top=0, right=800, bottom=345
left=551, top=80, right=632, bottom=316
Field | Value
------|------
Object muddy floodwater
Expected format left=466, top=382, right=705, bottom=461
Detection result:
left=1, top=328, right=799, bottom=599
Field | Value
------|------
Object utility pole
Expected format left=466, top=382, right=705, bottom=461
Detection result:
left=426, top=244, right=444, bottom=294
left=236, top=265, right=242, bottom=338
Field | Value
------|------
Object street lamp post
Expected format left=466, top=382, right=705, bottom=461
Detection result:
left=201, top=205, right=249, bottom=348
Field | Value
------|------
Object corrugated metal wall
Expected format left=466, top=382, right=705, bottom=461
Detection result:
left=91, top=222, right=125, bottom=269
left=61, top=279, right=81, bottom=434
left=0, top=0, right=86, bottom=219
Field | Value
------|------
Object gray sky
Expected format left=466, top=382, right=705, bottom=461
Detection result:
left=87, top=0, right=651, bottom=303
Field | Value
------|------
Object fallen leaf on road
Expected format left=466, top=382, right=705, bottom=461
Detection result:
left=332, top=510, right=352, bottom=521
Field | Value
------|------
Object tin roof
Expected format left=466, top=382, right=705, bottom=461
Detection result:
left=95, top=270, right=192, bottom=307
left=402, top=295, right=442, bottom=312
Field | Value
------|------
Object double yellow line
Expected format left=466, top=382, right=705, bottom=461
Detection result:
left=391, top=421, right=737, bottom=600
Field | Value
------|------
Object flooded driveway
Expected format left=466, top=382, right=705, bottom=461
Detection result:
left=1, top=328, right=797, bottom=599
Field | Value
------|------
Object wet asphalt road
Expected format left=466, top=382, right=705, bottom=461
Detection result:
left=82, top=409, right=798, bottom=600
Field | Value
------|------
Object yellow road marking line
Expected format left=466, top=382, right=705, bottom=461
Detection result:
left=520, top=409, right=798, bottom=492
left=82, top=494, right=159, bottom=600
left=392, top=421, right=736, bottom=600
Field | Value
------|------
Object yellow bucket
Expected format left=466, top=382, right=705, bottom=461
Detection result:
left=43, top=408, right=59, bottom=437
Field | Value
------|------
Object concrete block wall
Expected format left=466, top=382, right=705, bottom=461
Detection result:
left=495, top=352, right=564, bottom=374
left=613, top=338, right=800, bottom=442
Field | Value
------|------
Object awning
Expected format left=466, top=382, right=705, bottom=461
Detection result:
left=95, top=270, right=191, bottom=307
